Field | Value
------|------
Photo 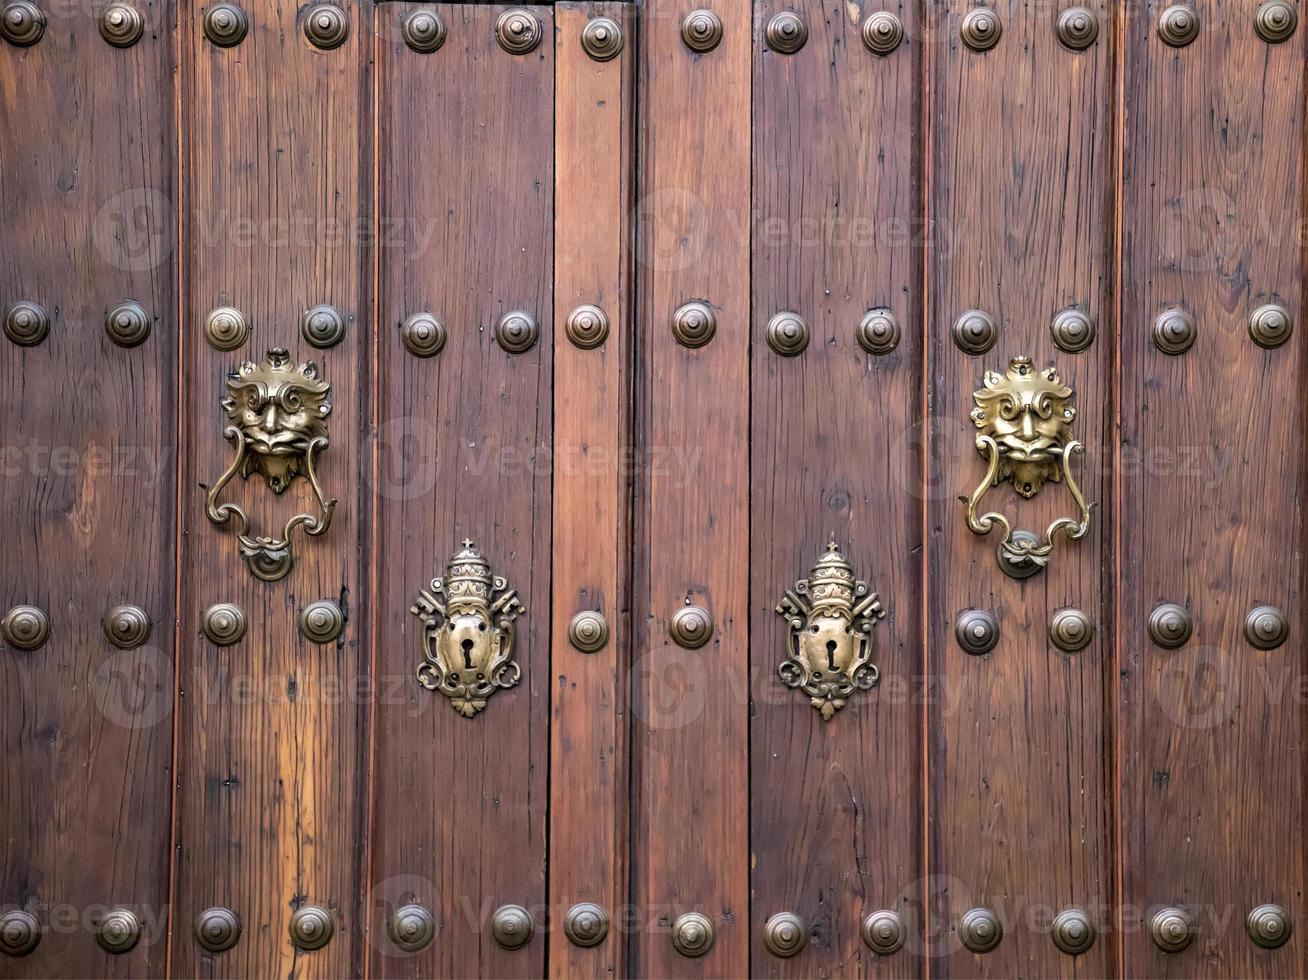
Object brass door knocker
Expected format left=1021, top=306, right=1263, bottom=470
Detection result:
left=203, top=348, right=336, bottom=582
left=963, top=355, right=1092, bottom=578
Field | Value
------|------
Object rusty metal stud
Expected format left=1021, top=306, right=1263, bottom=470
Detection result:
left=105, top=300, right=152, bottom=348
left=670, top=604, right=713, bottom=649
left=0, top=1, right=44, bottom=45
left=672, top=300, right=716, bottom=348
left=1245, top=605, right=1288, bottom=650
left=1152, top=307, right=1196, bottom=354
left=1148, top=602, right=1192, bottom=649
left=766, top=311, right=809, bottom=356
left=1051, top=908, right=1095, bottom=955
left=495, top=310, right=540, bottom=354
left=960, top=907, right=1002, bottom=952
left=763, top=912, right=807, bottom=958
left=564, top=903, right=609, bottom=948
left=565, top=304, right=610, bottom=349
left=861, top=909, right=905, bottom=955
left=4, top=300, right=50, bottom=347
left=1056, top=6, right=1098, bottom=49
left=1049, top=608, right=1093, bottom=653
left=765, top=11, right=807, bottom=53
left=303, top=3, right=348, bottom=49
left=97, top=908, right=142, bottom=954
left=491, top=904, right=534, bottom=950
left=681, top=9, right=722, bottom=52
left=301, top=304, right=346, bottom=349
left=1149, top=906, right=1193, bottom=952
left=202, top=602, right=247, bottom=647
left=862, top=11, right=903, bottom=55
left=194, top=907, right=241, bottom=953
left=104, top=604, right=151, bottom=649
left=955, top=609, right=998, bottom=656
left=300, top=599, right=344, bottom=645
left=388, top=904, right=435, bottom=953
left=671, top=912, right=714, bottom=957
left=857, top=308, right=900, bottom=355
left=960, top=7, right=1002, bottom=51
left=401, top=312, right=447, bottom=358
left=1051, top=307, right=1095, bottom=353
left=1157, top=4, right=1199, bottom=46
left=0, top=910, right=40, bottom=957
left=403, top=8, right=446, bottom=53
left=1255, top=1, right=1297, bottom=42
left=203, top=2, right=247, bottom=47
left=581, top=16, right=623, bottom=61
left=1247, top=904, right=1292, bottom=949
left=1249, top=303, right=1293, bottom=349
left=568, top=610, right=609, bottom=653
left=100, top=3, right=145, bottom=46
left=2, top=604, right=49, bottom=651
left=289, top=905, right=334, bottom=951
left=204, top=305, right=249, bottom=352
left=496, top=8, right=542, bottom=54
left=952, top=308, right=998, bottom=355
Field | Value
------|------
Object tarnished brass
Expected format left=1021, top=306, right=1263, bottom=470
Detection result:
left=1051, top=908, right=1095, bottom=955
left=765, top=11, right=807, bottom=53
left=495, top=310, right=540, bottom=354
left=960, top=7, right=1002, bottom=51
left=1049, top=608, right=1092, bottom=653
left=681, top=9, right=722, bottom=52
left=1148, top=603, right=1192, bottom=649
left=389, top=904, right=435, bottom=953
left=302, top=304, right=346, bottom=349
left=952, top=309, right=998, bottom=355
left=412, top=540, right=524, bottom=717
left=1249, top=303, right=1293, bottom=349
left=776, top=543, right=886, bottom=720
left=564, top=903, right=610, bottom=948
left=402, top=313, right=447, bottom=358
left=2, top=604, right=49, bottom=651
left=203, top=2, right=248, bottom=47
left=862, top=909, right=905, bottom=955
left=0, top=910, right=40, bottom=957
left=763, top=912, right=807, bottom=957
left=862, top=11, right=903, bottom=55
left=204, top=349, right=336, bottom=581
left=672, top=300, right=716, bottom=348
left=1247, top=904, right=1291, bottom=949
left=1245, top=605, right=1288, bottom=650
left=491, top=904, right=534, bottom=950
left=496, top=8, right=542, bottom=54
left=670, top=603, right=713, bottom=649
left=96, top=908, right=141, bottom=954
left=194, top=907, right=241, bottom=953
left=202, top=603, right=247, bottom=647
left=766, top=311, right=809, bottom=356
left=671, top=912, right=714, bottom=958
left=403, top=8, right=446, bottom=53
left=1051, top=308, right=1095, bottom=353
left=581, top=16, right=623, bottom=61
left=1149, top=906, right=1193, bottom=952
left=955, top=609, right=998, bottom=656
left=964, top=357, right=1091, bottom=578
left=1056, top=7, right=1098, bottom=49
left=303, top=3, right=349, bottom=49
left=565, top=304, right=610, bottom=349
left=4, top=300, right=50, bottom=347
left=1153, top=307, right=1196, bottom=354
left=858, top=308, right=900, bottom=355
left=568, top=610, right=609, bottom=653
left=100, top=3, right=145, bottom=46
left=1157, top=4, right=1200, bottom=46
left=0, top=1, right=44, bottom=45
left=959, top=907, right=1002, bottom=953
left=204, top=306, right=250, bottom=352
left=105, top=300, right=151, bottom=348
left=300, top=599, right=344, bottom=645
left=104, top=604, right=151, bottom=649
left=1255, top=1, right=1297, bottom=42
left=289, top=905, right=334, bottom=951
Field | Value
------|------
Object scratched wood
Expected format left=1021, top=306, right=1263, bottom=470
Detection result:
left=1119, top=1, right=1304, bottom=975
left=173, top=0, right=371, bottom=975
left=0, top=3, right=177, bottom=976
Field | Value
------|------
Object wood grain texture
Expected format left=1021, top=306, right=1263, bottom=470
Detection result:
left=173, top=1, right=371, bottom=975
left=749, top=0, right=924, bottom=976
left=927, top=0, right=1116, bottom=974
left=1119, top=1, right=1304, bottom=975
left=0, top=3, right=177, bottom=976
left=369, top=5, right=553, bottom=977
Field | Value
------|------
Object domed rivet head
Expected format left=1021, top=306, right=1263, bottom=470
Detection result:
left=861, top=909, right=905, bottom=955
left=1148, top=602, right=1192, bottom=649
left=670, top=604, right=713, bottom=649
left=564, top=903, right=610, bottom=948
left=1153, top=307, right=1196, bottom=354
left=104, top=604, right=151, bottom=649
left=496, top=8, right=543, bottom=54
left=960, top=907, right=1002, bottom=953
left=388, top=903, right=435, bottom=953
left=1051, top=908, right=1096, bottom=955
left=495, top=310, right=540, bottom=354
left=763, top=912, right=807, bottom=958
left=202, top=602, right=247, bottom=647
left=203, top=305, right=249, bottom=352
left=568, top=610, right=609, bottom=654
left=1051, top=307, right=1095, bottom=353
left=299, top=599, right=344, bottom=645
left=100, top=3, right=145, bottom=47
left=765, top=11, right=807, bottom=53
left=1049, top=608, right=1093, bottom=653
left=1157, top=4, right=1200, bottom=46
left=4, top=300, right=50, bottom=347
left=97, top=908, right=142, bottom=954
left=2, top=604, right=50, bottom=652
left=1245, top=605, right=1288, bottom=650
left=403, top=8, right=447, bottom=53
left=671, top=911, right=715, bottom=958
left=857, top=308, right=900, bottom=355
left=1249, top=303, right=1293, bottom=349
left=194, top=907, right=241, bottom=953
left=301, top=304, right=346, bottom=349
left=1255, top=1, right=1297, bottom=42
left=955, top=609, right=999, bottom=656
left=289, top=905, right=334, bottom=951
left=766, top=311, right=809, bottom=356
left=1, top=1, right=45, bottom=46
left=581, top=16, right=623, bottom=61
left=105, top=300, right=152, bottom=348
left=952, top=308, right=998, bottom=354
left=401, top=312, right=447, bottom=358
left=1056, top=6, right=1099, bottom=50
left=0, top=910, right=40, bottom=957
left=960, top=7, right=1002, bottom=51
left=303, top=4, right=349, bottom=49
left=1247, top=904, right=1292, bottom=949
left=491, top=904, right=534, bottom=950
left=681, top=9, right=723, bottom=52
left=203, top=3, right=248, bottom=47
left=862, top=11, right=904, bottom=55
left=1150, top=906, right=1194, bottom=952
left=566, top=304, right=610, bottom=349
left=672, top=300, right=717, bottom=348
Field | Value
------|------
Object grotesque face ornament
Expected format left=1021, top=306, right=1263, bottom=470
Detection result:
left=970, top=355, right=1075, bottom=498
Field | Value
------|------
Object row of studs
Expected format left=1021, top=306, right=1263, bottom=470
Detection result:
left=758, top=310, right=903, bottom=357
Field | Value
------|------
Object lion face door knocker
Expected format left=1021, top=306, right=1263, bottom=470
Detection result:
left=775, top=542, right=886, bottom=721
left=411, top=540, right=524, bottom=717
left=964, top=355, right=1092, bottom=578
left=203, top=348, right=337, bottom=581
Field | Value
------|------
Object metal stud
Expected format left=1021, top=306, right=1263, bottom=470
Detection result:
left=672, top=300, right=716, bottom=348
left=861, top=909, right=905, bottom=955
left=1049, top=608, right=1093, bottom=653
left=1148, top=603, right=1192, bottom=649
left=1149, top=906, right=1193, bottom=952
left=959, top=907, right=1002, bottom=953
left=495, top=310, right=540, bottom=354
left=862, top=11, right=904, bottom=55
left=564, top=903, right=610, bottom=948
left=0, top=910, right=40, bottom=957
left=202, top=2, right=247, bottom=48
left=104, top=604, right=151, bottom=649
left=97, top=908, right=142, bottom=954
left=960, top=7, right=1002, bottom=51
left=401, top=312, right=447, bottom=358
left=766, top=311, right=809, bottom=356
left=491, top=904, right=534, bottom=950
left=194, top=907, right=241, bottom=953
left=581, top=16, right=623, bottom=61
left=565, top=304, right=610, bottom=349
left=4, top=300, right=50, bottom=347
left=1157, top=4, right=1200, bottom=46
left=671, top=911, right=715, bottom=958
left=681, top=9, right=723, bottom=52
left=289, top=905, right=334, bottom=951
left=763, top=912, right=807, bottom=958
left=201, top=602, right=247, bottom=647
left=100, top=3, right=145, bottom=46
left=0, top=1, right=44, bottom=46
left=670, top=604, right=713, bottom=649
left=857, top=308, right=900, bottom=355
left=1245, top=605, right=1288, bottom=650
left=299, top=599, right=344, bottom=645
left=955, top=609, right=998, bottom=656
left=303, top=3, right=348, bottom=50
left=1051, top=308, right=1095, bottom=353
left=1249, top=303, right=1293, bottom=349
left=2, top=604, right=49, bottom=651
left=105, top=300, right=152, bottom=348
left=403, top=8, right=446, bottom=53
left=1247, top=904, right=1292, bottom=950
left=1152, top=307, right=1196, bottom=355
left=952, top=308, right=998, bottom=355
left=765, top=11, right=807, bottom=53
left=388, top=904, right=435, bottom=953
left=568, top=610, right=609, bottom=653
left=204, top=305, right=250, bottom=352
left=496, top=8, right=542, bottom=54
left=1055, top=6, right=1099, bottom=50
left=1051, top=908, right=1095, bottom=955
left=301, top=304, right=346, bottom=349
left=1255, top=1, right=1297, bottom=42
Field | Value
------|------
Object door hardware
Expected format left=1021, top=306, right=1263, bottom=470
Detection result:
left=1049, top=608, right=1092, bottom=653
left=99, top=3, right=144, bottom=47
left=681, top=9, right=722, bottom=53
left=1247, top=904, right=1291, bottom=949
left=955, top=608, right=998, bottom=656
left=565, top=304, right=610, bottom=349
left=96, top=908, right=141, bottom=954
left=389, top=904, right=435, bottom=952
left=672, top=300, right=716, bottom=348
left=1147, top=602, right=1191, bottom=649
left=491, top=904, right=534, bottom=950
left=763, top=912, right=807, bottom=957
left=581, top=16, right=623, bottom=61
left=104, top=604, right=151, bottom=649
left=959, top=907, right=1002, bottom=953
left=1051, top=308, right=1095, bottom=353
left=496, top=8, right=542, bottom=55
left=403, top=8, right=446, bottom=53
left=0, top=910, right=39, bottom=957
left=669, top=603, right=713, bottom=649
left=671, top=911, right=714, bottom=958
left=1153, top=307, right=1196, bottom=354
left=0, top=1, right=44, bottom=46
left=299, top=599, right=344, bottom=645
left=4, top=300, right=49, bottom=346
left=764, top=12, right=807, bottom=54
left=766, top=311, right=808, bottom=356
left=1055, top=7, right=1098, bottom=50
left=204, top=306, right=250, bottom=352
left=564, top=903, right=609, bottom=948
left=303, top=4, right=348, bottom=50
left=1249, top=303, right=1293, bottom=349
left=301, top=304, right=346, bottom=349
left=202, top=2, right=247, bottom=47
left=194, top=907, right=241, bottom=953
left=857, top=308, right=900, bottom=355
left=105, top=300, right=151, bottom=348
left=862, top=11, right=903, bottom=55
left=1255, top=1, right=1297, bottom=42
left=495, top=310, right=540, bottom=354
left=862, top=909, right=905, bottom=954
left=1157, top=4, right=1200, bottom=46
left=1051, top=908, right=1095, bottom=955
left=401, top=312, right=447, bottom=357
left=2, top=604, right=49, bottom=651
left=568, top=610, right=609, bottom=653
left=1245, top=605, right=1288, bottom=650
left=288, top=905, right=334, bottom=950
left=959, top=7, right=1002, bottom=51
left=201, top=603, right=247, bottom=647
left=952, top=308, right=998, bottom=354
left=1149, top=906, right=1193, bottom=952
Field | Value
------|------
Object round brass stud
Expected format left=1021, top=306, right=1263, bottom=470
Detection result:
left=1249, top=303, right=1293, bottom=349
left=1051, top=908, right=1095, bottom=956
left=388, top=903, right=435, bottom=953
left=202, top=602, right=247, bottom=647
left=301, top=304, right=346, bottom=349
left=401, top=312, right=447, bottom=358
left=671, top=911, right=714, bottom=958
left=763, top=912, right=807, bottom=958
left=861, top=909, right=905, bottom=955
left=670, top=604, right=713, bottom=649
left=1247, top=904, right=1291, bottom=949
left=681, top=9, right=723, bottom=53
left=202, top=2, right=248, bottom=48
left=2, top=604, right=49, bottom=651
left=565, top=304, right=610, bottom=349
left=5, top=300, right=50, bottom=347
left=952, top=308, right=998, bottom=355
left=862, top=11, right=904, bottom=55
left=204, top=306, right=249, bottom=352
left=564, top=902, right=609, bottom=948
left=1049, top=608, right=1093, bottom=653
left=960, top=7, right=1002, bottom=52
left=1255, top=1, right=1297, bottom=42
left=105, top=300, right=152, bottom=348
left=766, top=311, right=809, bottom=356
left=765, top=11, right=807, bottom=53
left=496, top=8, right=543, bottom=55
left=491, top=904, right=534, bottom=950
left=1056, top=6, right=1099, bottom=50
left=672, top=300, right=717, bottom=348
left=955, top=609, right=998, bottom=656
left=289, top=905, right=334, bottom=951
left=0, top=910, right=40, bottom=957
left=568, top=610, right=609, bottom=653
left=959, top=907, right=1002, bottom=953
left=1245, top=605, right=1288, bottom=650
left=104, top=604, right=151, bottom=649
left=0, top=1, right=44, bottom=46
left=1157, top=4, right=1200, bottom=46
left=299, top=599, right=344, bottom=645
left=581, top=16, right=623, bottom=61
left=1149, top=906, right=1193, bottom=952
left=100, top=3, right=145, bottom=47
left=1152, top=307, right=1196, bottom=355
left=1148, top=602, right=1192, bottom=649
left=403, top=8, right=447, bottom=53
left=97, top=908, right=142, bottom=954
left=857, top=308, right=900, bottom=355
left=194, top=907, right=241, bottom=953
left=495, top=310, right=540, bottom=354
left=303, top=3, right=349, bottom=50
left=1051, top=307, right=1095, bottom=353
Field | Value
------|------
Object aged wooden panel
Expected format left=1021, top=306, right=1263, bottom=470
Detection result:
left=173, top=0, right=371, bottom=975
left=928, top=0, right=1116, bottom=973
left=369, top=5, right=553, bottom=977
left=0, top=3, right=177, bottom=976
left=749, top=0, right=924, bottom=975
left=1120, top=0, right=1304, bottom=975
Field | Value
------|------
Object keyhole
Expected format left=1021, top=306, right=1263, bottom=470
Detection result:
left=826, top=640, right=838, bottom=671
left=461, top=637, right=475, bottom=670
